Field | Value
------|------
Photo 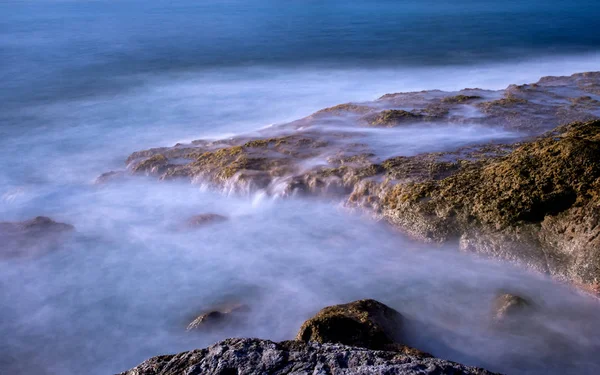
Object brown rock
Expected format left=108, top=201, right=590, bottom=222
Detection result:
left=186, top=304, right=250, bottom=331
left=296, top=299, right=404, bottom=350
left=492, top=293, right=532, bottom=322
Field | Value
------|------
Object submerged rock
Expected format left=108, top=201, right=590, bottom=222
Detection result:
left=118, top=338, right=497, bottom=375
left=0, top=216, right=74, bottom=259
left=185, top=213, right=228, bottom=228
left=492, top=293, right=532, bottom=322
left=186, top=304, right=250, bottom=331
left=379, top=119, right=600, bottom=286
left=296, top=299, right=405, bottom=351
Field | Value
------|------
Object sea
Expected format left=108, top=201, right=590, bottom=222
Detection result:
left=1, top=1, right=600, bottom=374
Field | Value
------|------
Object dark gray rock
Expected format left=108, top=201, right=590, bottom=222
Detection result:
left=117, top=338, right=499, bottom=375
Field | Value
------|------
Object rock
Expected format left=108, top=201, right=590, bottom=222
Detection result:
left=131, top=154, right=169, bottom=175
left=185, top=213, right=228, bottom=228
left=379, top=119, right=600, bottom=287
left=117, top=338, right=499, bottom=375
left=186, top=304, right=250, bottom=331
left=492, top=293, right=532, bottom=322
left=296, top=299, right=405, bottom=351
left=0, top=216, right=74, bottom=259
left=95, top=170, right=126, bottom=184
left=363, top=109, right=427, bottom=127
left=113, top=72, right=600, bottom=289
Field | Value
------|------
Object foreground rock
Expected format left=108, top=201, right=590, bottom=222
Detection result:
left=0, top=216, right=74, bottom=259
left=122, top=300, right=497, bottom=374
left=111, top=72, right=600, bottom=288
left=118, top=338, right=498, bottom=375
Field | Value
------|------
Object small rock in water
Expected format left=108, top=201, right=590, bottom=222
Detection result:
left=296, top=299, right=419, bottom=353
left=0, top=216, right=74, bottom=259
left=185, top=213, right=228, bottom=228
left=492, top=293, right=532, bottom=322
left=187, top=304, right=250, bottom=331
left=94, top=170, right=126, bottom=184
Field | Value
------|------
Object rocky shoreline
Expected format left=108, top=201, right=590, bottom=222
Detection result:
left=20, top=71, right=597, bottom=374
left=108, top=72, right=600, bottom=290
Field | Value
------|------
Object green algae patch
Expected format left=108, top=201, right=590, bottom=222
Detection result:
left=384, top=120, right=600, bottom=231
left=365, top=109, right=424, bottom=127
left=479, top=96, right=528, bottom=111
left=132, top=154, right=168, bottom=173
left=314, top=103, right=373, bottom=116
left=442, top=95, right=482, bottom=103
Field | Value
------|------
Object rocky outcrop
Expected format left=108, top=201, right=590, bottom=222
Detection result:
left=109, top=72, right=600, bottom=288
left=0, top=216, right=74, bottom=259
left=118, top=338, right=498, bottom=375
left=376, top=120, right=600, bottom=286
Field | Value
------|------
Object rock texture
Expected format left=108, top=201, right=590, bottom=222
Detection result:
left=296, top=300, right=405, bottom=350
left=107, top=72, right=600, bottom=288
left=118, top=338, right=497, bottom=375
left=121, top=300, right=500, bottom=375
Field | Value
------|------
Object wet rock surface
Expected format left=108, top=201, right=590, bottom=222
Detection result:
left=296, top=299, right=406, bottom=351
left=121, top=300, right=502, bottom=374
left=118, top=338, right=498, bottom=375
left=0, top=216, right=74, bottom=259
left=110, top=72, right=600, bottom=287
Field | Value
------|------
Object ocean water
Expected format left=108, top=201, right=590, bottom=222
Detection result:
left=1, top=1, right=600, bottom=374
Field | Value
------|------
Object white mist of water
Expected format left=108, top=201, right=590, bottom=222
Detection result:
left=1, top=54, right=600, bottom=375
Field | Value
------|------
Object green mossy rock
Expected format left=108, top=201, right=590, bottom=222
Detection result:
left=296, top=299, right=404, bottom=350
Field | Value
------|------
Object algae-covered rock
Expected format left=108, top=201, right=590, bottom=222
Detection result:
left=442, top=95, right=482, bottom=103
left=379, top=120, right=600, bottom=286
left=364, top=109, right=426, bottom=127
left=131, top=154, right=169, bottom=174
left=112, top=72, right=600, bottom=288
left=296, top=299, right=405, bottom=350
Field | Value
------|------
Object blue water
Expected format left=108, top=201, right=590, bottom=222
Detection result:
left=1, top=1, right=600, bottom=374
left=2, top=0, right=600, bottom=109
